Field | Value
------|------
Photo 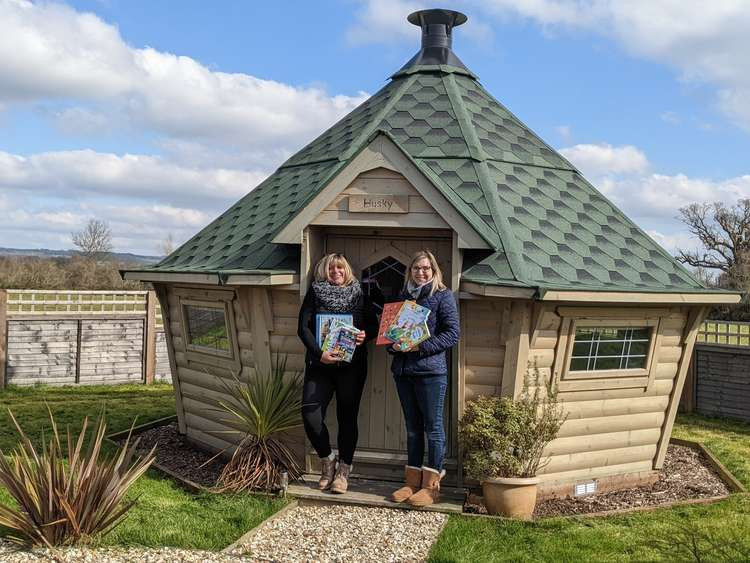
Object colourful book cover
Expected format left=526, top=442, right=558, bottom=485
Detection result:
left=321, top=319, right=359, bottom=363
left=376, top=302, right=404, bottom=345
left=316, top=313, right=353, bottom=348
left=384, top=300, right=431, bottom=349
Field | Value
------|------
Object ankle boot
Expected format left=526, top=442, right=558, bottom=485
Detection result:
left=318, top=456, right=336, bottom=490
left=406, top=466, right=446, bottom=507
left=390, top=465, right=422, bottom=503
left=330, top=462, right=352, bottom=494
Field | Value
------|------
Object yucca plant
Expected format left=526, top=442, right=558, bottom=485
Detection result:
left=212, top=355, right=304, bottom=492
left=0, top=408, right=155, bottom=547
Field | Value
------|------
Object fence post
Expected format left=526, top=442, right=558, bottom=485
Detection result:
left=144, top=290, right=157, bottom=385
left=0, top=289, right=7, bottom=389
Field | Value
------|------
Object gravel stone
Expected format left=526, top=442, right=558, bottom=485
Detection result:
left=0, top=539, right=253, bottom=562
left=232, top=504, right=447, bottom=562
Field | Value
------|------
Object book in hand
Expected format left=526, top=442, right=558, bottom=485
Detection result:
left=376, top=302, right=404, bottom=346
left=321, top=318, right=359, bottom=363
left=316, top=313, right=354, bottom=348
left=383, top=300, right=431, bottom=349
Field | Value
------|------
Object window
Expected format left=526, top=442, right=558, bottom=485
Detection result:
left=184, top=303, right=231, bottom=355
left=569, top=326, right=652, bottom=372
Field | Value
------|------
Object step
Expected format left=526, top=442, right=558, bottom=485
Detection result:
left=287, top=474, right=466, bottom=514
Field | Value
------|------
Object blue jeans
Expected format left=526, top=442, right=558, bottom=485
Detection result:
left=394, top=373, right=448, bottom=471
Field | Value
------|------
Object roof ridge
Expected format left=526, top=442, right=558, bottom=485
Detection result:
left=442, top=72, right=529, bottom=285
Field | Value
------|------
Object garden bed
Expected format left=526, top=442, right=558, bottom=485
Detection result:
left=119, top=420, right=741, bottom=519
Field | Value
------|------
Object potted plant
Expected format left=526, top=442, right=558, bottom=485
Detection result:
left=459, top=368, right=567, bottom=519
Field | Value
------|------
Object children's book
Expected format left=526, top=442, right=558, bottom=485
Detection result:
left=376, top=302, right=404, bottom=346
left=321, top=318, right=359, bottom=363
left=316, top=313, right=354, bottom=348
left=384, top=300, right=431, bottom=349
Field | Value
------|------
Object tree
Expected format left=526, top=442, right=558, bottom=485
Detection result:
left=157, top=233, right=175, bottom=257
left=676, top=199, right=750, bottom=289
left=71, top=219, right=113, bottom=258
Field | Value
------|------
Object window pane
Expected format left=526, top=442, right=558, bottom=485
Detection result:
left=629, top=340, right=649, bottom=356
left=185, top=305, right=230, bottom=354
left=569, top=357, right=589, bottom=371
left=572, top=341, right=593, bottom=357
left=598, top=327, right=628, bottom=341
left=631, top=328, right=651, bottom=340
left=597, top=341, right=626, bottom=356
left=594, top=356, right=621, bottom=370
left=575, top=327, right=596, bottom=341
left=626, top=355, right=647, bottom=369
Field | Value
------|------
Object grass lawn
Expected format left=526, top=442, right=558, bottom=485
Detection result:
left=429, top=413, right=750, bottom=562
left=0, top=384, right=286, bottom=550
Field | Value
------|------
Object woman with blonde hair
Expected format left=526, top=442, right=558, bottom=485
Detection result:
left=388, top=250, right=459, bottom=507
left=298, top=253, right=378, bottom=494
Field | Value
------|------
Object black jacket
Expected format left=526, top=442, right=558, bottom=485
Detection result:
left=297, top=287, right=379, bottom=369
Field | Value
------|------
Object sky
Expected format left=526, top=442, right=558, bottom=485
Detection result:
left=2, top=0, right=750, bottom=260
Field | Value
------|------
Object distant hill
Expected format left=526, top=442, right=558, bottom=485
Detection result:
left=0, top=247, right=162, bottom=264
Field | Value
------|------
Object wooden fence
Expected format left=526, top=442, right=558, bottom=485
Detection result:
left=0, top=289, right=172, bottom=387
left=681, top=320, right=750, bottom=422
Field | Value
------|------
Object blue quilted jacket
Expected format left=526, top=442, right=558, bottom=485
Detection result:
left=389, top=283, right=460, bottom=376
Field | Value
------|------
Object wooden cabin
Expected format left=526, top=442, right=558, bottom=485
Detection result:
left=124, top=9, right=741, bottom=498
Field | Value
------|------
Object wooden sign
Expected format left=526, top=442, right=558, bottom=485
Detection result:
left=348, top=194, right=409, bottom=213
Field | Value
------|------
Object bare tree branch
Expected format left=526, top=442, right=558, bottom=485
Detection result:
left=71, top=219, right=113, bottom=258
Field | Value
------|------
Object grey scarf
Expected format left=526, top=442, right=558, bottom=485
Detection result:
left=312, top=280, right=362, bottom=313
left=406, top=279, right=433, bottom=299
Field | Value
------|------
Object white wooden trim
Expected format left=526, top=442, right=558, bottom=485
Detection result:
left=272, top=133, right=490, bottom=249
left=223, top=274, right=298, bottom=286
left=123, top=271, right=220, bottom=284
left=541, top=290, right=741, bottom=304
left=460, top=281, right=536, bottom=299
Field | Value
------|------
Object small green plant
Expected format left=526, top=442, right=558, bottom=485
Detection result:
left=459, top=366, right=567, bottom=479
left=0, top=408, right=155, bottom=547
left=211, top=355, right=304, bottom=492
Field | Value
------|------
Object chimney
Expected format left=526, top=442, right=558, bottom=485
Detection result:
left=400, top=9, right=469, bottom=71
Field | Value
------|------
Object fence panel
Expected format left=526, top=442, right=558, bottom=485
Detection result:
left=6, top=320, right=78, bottom=385
left=1, top=289, right=172, bottom=387
left=697, top=319, right=750, bottom=347
left=694, top=343, right=750, bottom=422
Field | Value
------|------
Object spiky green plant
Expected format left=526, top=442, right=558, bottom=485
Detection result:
left=212, top=355, right=304, bottom=492
left=0, top=408, right=155, bottom=547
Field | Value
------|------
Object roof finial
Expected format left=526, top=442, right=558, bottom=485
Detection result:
left=396, top=8, right=470, bottom=74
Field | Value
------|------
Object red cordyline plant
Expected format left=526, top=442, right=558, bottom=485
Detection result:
left=0, top=408, right=155, bottom=547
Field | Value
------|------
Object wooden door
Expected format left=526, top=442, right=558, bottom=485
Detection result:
left=323, top=231, right=453, bottom=479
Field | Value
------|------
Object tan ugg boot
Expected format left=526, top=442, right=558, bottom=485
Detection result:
left=330, top=462, right=352, bottom=494
left=318, top=456, right=336, bottom=490
left=390, top=465, right=422, bottom=503
left=406, top=466, right=446, bottom=507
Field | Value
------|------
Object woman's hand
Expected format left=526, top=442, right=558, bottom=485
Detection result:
left=320, top=350, right=340, bottom=364
left=355, top=330, right=366, bottom=346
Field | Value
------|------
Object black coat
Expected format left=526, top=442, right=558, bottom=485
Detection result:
left=297, top=287, right=379, bottom=369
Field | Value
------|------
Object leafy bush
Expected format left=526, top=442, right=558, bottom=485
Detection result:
left=212, top=356, right=304, bottom=492
left=459, top=368, right=567, bottom=479
left=0, top=408, right=155, bottom=547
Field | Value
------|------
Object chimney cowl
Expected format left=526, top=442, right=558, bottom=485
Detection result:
left=398, top=9, right=470, bottom=74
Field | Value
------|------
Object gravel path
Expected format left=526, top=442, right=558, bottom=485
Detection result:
left=0, top=539, right=251, bottom=562
left=231, top=504, right=447, bottom=562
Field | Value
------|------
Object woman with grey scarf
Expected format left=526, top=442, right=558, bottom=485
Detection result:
left=297, top=253, right=378, bottom=494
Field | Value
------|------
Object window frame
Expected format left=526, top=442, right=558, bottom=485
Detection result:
left=178, top=292, right=240, bottom=369
left=553, top=311, right=665, bottom=392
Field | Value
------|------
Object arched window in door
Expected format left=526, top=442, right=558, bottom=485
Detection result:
left=361, top=257, right=406, bottom=313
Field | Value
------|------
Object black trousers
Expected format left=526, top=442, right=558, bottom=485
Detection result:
left=301, top=361, right=367, bottom=465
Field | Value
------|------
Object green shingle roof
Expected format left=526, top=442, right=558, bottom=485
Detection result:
left=137, top=54, right=719, bottom=295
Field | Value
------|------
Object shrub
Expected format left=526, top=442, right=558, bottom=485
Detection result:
left=459, top=368, right=567, bottom=479
left=0, top=408, right=155, bottom=547
left=212, top=356, right=304, bottom=492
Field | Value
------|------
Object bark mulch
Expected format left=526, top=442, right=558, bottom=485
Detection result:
left=128, top=422, right=224, bottom=488
left=130, top=424, right=731, bottom=518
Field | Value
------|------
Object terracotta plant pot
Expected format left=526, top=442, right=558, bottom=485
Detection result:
left=481, top=476, right=540, bottom=519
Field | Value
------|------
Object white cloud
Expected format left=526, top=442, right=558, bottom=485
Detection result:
left=559, top=143, right=649, bottom=178
left=0, top=149, right=265, bottom=206
left=0, top=0, right=368, bottom=152
left=474, top=0, right=750, bottom=130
